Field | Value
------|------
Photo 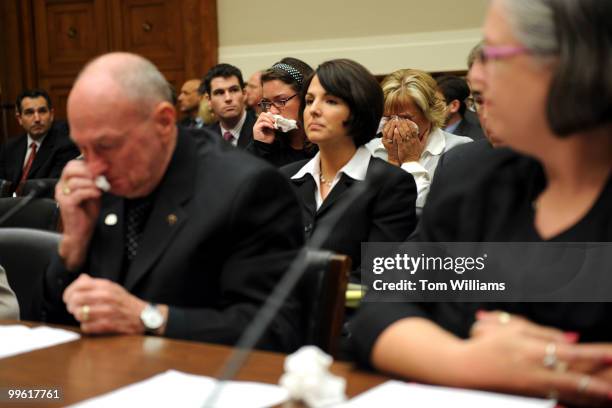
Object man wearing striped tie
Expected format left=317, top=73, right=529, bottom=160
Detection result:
left=201, top=64, right=257, bottom=148
left=0, top=89, right=79, bottom=195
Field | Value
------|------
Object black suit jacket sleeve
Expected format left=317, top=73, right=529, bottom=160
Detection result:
left=368, top=165, right=417, bottom=243
left=164, top=166, right=304, bottom=350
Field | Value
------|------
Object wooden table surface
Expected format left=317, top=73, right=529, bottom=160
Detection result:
left=0, top=321, right=389, bottom=407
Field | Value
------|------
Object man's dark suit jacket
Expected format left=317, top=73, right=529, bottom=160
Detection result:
left=0, top=121, right=79, bottom=193
left=281, top=157, right=418, bottom=282
left=205, top=109, right=256, bottom=148
left=43, top=127, right=305, bottom=352
left=434, top=138, right=493, bottom=180
left=453, top=111, right=486, bottom=141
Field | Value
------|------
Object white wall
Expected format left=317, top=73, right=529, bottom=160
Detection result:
left=217, top=0, right=488, bottom=77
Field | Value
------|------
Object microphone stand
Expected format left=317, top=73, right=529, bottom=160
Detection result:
left=0, top=181, right=51, bottom=226
left=202, top=172, right=378, bottom=407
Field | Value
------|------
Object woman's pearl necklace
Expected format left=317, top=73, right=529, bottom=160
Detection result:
left=319, top=174, right=333, bottom=188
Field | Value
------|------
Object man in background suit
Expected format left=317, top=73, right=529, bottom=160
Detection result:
left=0, top=89, right=79, bottom=194
left=200, top=64, right=256, bottom=148
left=176, top=78, right=203, bottom=128
left=437, top=75, right=485, bottom=141
left=43, top=53, right=304, bottom=352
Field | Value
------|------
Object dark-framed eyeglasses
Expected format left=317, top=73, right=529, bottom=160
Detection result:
left=257, top=94, right=298, bottom=112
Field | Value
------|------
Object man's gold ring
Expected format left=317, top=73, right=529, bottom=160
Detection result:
left=81, top=304, right=90, bottom=322
left=62, top=184, right=71, bottom=195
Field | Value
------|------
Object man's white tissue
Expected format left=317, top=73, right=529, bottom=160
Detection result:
left=279, top=346, right=346, bottom=408
left=95, top=175, right=111, bottom=192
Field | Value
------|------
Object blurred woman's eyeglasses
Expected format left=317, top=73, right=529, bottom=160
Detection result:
left=478, top=45, right=530, bottom=64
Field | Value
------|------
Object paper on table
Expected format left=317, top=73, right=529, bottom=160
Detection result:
left=69, top=370, right=289, bottom=408
left=341, top=381, right=556, bottom=408
left=0, top=325, right=81, bottom=359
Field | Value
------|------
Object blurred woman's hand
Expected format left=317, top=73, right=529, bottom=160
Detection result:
left=461, top=329, right=612, bottom=406
left=253, top=112, right=277, bottom=144
left=470, top=310, right=574, bottom=343
left=467, top=310, right=612, bottom=406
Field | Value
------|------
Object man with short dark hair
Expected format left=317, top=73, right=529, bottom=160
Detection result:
left=43, top=53, right=304, bottom=352
left=201, top=63, right=256, bottom=148
left=0, top=89, right=79, bottom=194
left=176, top=78, right=203, bottom=128
left=437, top=75, right=485, bottom=141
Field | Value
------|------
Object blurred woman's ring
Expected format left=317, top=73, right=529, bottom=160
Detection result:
left=62, top=183, right=71, bottom=195
left=577, top=375, right=591, bottom=393
left=543, top=343, right=557, bottom=368
left=498, top=312, right=511, bottom=324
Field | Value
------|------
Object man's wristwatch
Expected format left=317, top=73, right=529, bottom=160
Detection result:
left=140, top=303, right=164, bottom=334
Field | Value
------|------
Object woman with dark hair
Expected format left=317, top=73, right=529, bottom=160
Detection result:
left=350, top=0, right=612, bottom=405
left=246, top=57, right=318, bottom=167
left=281, top=59, right=417, bottom=282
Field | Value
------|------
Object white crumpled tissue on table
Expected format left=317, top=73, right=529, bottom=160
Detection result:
left=279, top=345, right=347, bottom=408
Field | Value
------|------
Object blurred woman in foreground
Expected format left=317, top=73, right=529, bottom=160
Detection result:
left=351, top=0, right=612, bottom=405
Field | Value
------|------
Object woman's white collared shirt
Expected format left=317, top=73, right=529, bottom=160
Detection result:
left=291, top=146, right=372, bottom=210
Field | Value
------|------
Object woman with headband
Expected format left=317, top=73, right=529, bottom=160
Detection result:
left=247, top=57, right=318, bottom=167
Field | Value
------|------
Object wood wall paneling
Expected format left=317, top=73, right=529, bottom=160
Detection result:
left=182, top=0, right=218, bottom=79
left=38, top=77, right=75, bottom=122
left=162, top=70, right=185, bottom=97
left=0, top=0, right=28, bottom=140
left=1, top=0, right=219, bottom=132
left=34, top=0, right=110, bottom=77
left=110, top=0, right=184, bottom=70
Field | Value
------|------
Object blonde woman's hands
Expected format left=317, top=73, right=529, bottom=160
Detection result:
left=381, top=119, right=400, bottom=165
left=394, top=119, right=425, bottom=163
left=382, top=117, right=425, bottom=165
